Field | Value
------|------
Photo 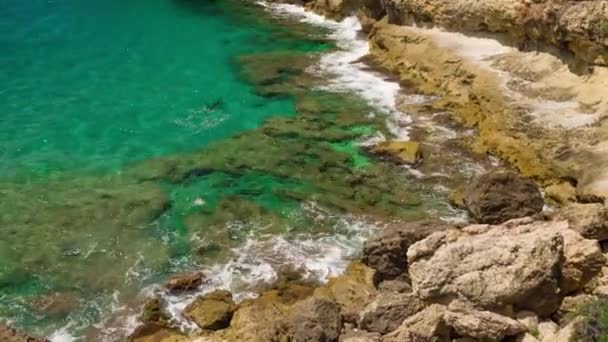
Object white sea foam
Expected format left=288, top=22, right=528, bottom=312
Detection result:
left=261, top=2, right=412, bottom=140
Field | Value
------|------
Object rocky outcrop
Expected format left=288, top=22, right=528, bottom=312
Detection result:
left=382, top=0, right=608, bottom=70
left=444, top=301, right=526, bottom=341
left=0, top=325, right=49, bottom=342
left=556, top=203, right=608, bottom=241
left=383, top=304, right=451, bottom=342
left=361, top=220, right=448, bottom=282
left=408, top=218, right=603, bottom=315
left=368, top=141, right=422, bottom=166
left=183, top=290, right=236, bottom=330
left=463, top=170, right=544, bottom=224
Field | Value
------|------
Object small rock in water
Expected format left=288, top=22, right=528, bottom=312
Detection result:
left=164, top=271, right=205, bottom=293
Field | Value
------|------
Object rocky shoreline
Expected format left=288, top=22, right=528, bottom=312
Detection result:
left=5, top=0, right=608, bottom=341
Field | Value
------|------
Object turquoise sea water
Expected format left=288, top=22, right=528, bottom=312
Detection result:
left=0, top=0, right=325, bottom=180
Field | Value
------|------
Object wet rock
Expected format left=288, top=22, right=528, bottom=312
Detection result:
left=361, top=220, right=448, bottom=282
left=463, top=170, right=544, bottom=224
left=140, top=297, right=172, bottom=327
left=369, top=141, right=422, bottom=166
left=0, top=324, right=49, bottom=342
left=29, top=292, right=81, bottom=316
left=383, top=304, right=450, bottom=342
left=183, top=290, right=236, bottom=330
left=227, top=291, right=291, bottom=342
left=288, top=296, right=342, bottom=342
left=556, top=203, right=608, bottom=241
left=358, top=292, right=426, bottom=334
left=129, top=325, right=190, bottom=342
left=408, top=218, right=564, bottom=315
left=444, top=300, right=526, bottom=341
left=164, top=271, right=204, bottom=293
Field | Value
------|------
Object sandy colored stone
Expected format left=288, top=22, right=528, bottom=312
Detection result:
left=183, top=290, right=236, bottom=330
left=559, top=227, right=605, bottom=293
left=445, top=301, right=526, bottom=341
left=288, top=296, right=341, bottom=342
left=554, top=316, right=590, bottom=342
left=537, top=320, right=559, bottom=342
left=545, top=182, right=577, bottom=205
left=383, top=304, right=450, bottom=342
left=556, top=203, right=608, bottom=241
left=408, top=218, right=564, bottom=315
left=164, top=272, right=204, bottom=293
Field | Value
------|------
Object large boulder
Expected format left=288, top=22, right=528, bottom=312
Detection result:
left=444, top=301, right=526, bottom=341
left=463, top=171, right=544, bottom=224
left=559, top=227, right=605, bottom=293
left=183, top=290, right=236, bottom=330
left=358, top=292, right=427, bottom=334
left=408, top=219, right=571, bottom=315
left=361, top=221, right=448, bottom=282
left=0, top=325, right=49, bottom=342
left=288, top=296, right=342, bottom=342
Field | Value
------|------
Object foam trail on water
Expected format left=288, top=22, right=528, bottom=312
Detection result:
left=260, top=2, right=411, bottom=140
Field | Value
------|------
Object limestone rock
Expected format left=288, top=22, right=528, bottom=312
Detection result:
left=164, top=272, right=204, bottom=293
left=545, top=182, right=577, bottom=205
left=0, top=325, right=49, bottom=342
left=556, top=294, right=597, bottom=320
left=537, top=320, right=559, bottom=342
left=515, top=310, right=539, bottom=332
left=408, top=219, right=563, bottom=315
left=227, top=291, right=290, bottom=342
left=518, top=333, right=540, bottom=342
left=444, top=301, right=526, bottom=341
left=358, top=292, right=426, bottom=334
left=288, top=296, right=341, bottom=342
left=559, top=228, right=605, bottom=294
left=369, top=141, right=422, bottom=166
left=556, top=203, right=608, bottom=241
left=383, top=304, right=450, bottom=342
left=361, top=221, right=448, bottom=282
left=554, top=316, right=590, bottom=342
left=463, top=171, right=544, bottom=224
left=183, top=290, right=236, bottom=330
left=129, top=325, right=190, bottom=342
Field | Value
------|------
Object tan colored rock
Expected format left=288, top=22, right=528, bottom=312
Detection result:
left=183, top=290, right=236, bottom=330
left=226, top=291, right=290, bottom=342
left=358, top=292, right=426, bottom=334
left=383, top=304, right=450, bottom=342
left=444, top=301, right=526, bottom=341
left=555, top=316, right=590, bottom=342
left=0, top=325, right=49, bottom=342
left=517, top=333, right=540, bottom=342
left=556, top=203, right=608, bottom=241
left=515, top=310, right=539, bottom=332
left=288, top=296, right=341, bottom=342
left=129, top=325, right=190, bottom=342
left=369, top=141, right=422, bottom=166
left=556, top=294, right=597, bottom=320
left=322, top=262, right=377, bottom=323
left=408, top=219, right=564, bottom=315
left=537, top=320, right=559, bottom=342
left=559, top=228, right=605, bottom=293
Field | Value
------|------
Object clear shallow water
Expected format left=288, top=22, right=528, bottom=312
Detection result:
left=0, top=0, right=326, bottom=179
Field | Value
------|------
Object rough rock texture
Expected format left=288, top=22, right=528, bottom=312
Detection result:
left=408, top=218, right=599, bottom=315
left=463, top=170, right=544, bottom=224
left=164, top=272, right=204, bottom=293
left=556, top=203, right=608, bottom=241
left=358, top=292, right=426, bottom=334
left=383, top=304, right=451, bottom=342
left=382, top=0, right=608, bottom=69
left=288, top=296, right=342, bottom=342
left=559, top=228, right=605, bottom=293
left=555, top=316, right=591, bottom=342
left=445, top=301, right=526, bottom=341
left=537, top=320, right=559, bottom=342
left=183, top=290, right=236, bottom=330
left=369, top=140, right=422, bottom=165
left=0, top=325, right=49, bottom=342
left=361, top=221, right=448, bottom=282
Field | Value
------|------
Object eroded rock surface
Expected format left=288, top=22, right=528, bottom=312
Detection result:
left=288, top=296, right=342, bottom=342
left=0, top=325, right=49, bottom=342
left=183, top=290, right=236, bottom=330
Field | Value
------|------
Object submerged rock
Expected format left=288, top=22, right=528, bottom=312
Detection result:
left=183, top=290, right=236, bottom=330
left=463, top=170, right=544, bottom=224
left=29, top=292, right=81, bottom=317
left=0, top=325, right=49, bottom=342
